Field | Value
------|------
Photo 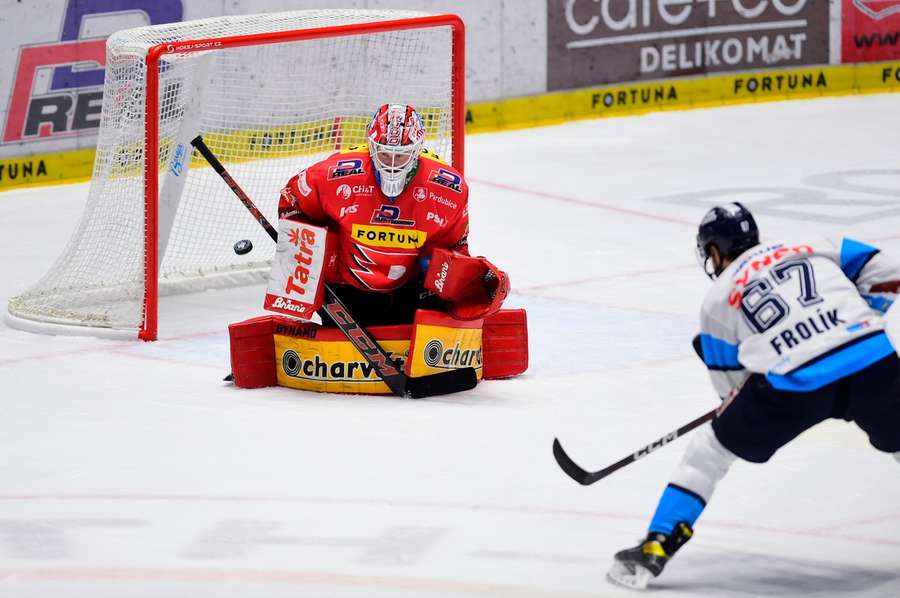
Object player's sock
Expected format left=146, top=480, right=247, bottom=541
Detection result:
left=607, top=522, right=693, bottom=589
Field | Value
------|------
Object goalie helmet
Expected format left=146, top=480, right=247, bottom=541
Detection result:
left=696, top=202, right=759, bottom=278
left=366, top=104, right=426, bottom=198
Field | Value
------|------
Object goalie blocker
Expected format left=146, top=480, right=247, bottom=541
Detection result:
left=228, top=308, right=528, bottom=394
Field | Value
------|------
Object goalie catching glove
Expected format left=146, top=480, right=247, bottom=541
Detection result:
left=423, top=248, right=510, bottom=320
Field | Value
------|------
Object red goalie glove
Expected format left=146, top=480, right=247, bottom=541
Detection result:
left=424, top=248, right=510, bottom=320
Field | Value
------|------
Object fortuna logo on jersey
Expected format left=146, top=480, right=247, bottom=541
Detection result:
left=371, top=204, right=416, bottom=227
left=328, top=159, right=365, bottom=180
left=853, top=0, right=900, bottom=20
left=2, top=0, right=184, bottom=144
left=429, top=168, right=463, bottom=193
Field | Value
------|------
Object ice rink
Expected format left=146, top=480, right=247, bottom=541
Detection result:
left=1, top=94, right=899, bottom=597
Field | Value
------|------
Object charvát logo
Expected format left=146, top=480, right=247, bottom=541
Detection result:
left=420, top=338, right=482, bottom=369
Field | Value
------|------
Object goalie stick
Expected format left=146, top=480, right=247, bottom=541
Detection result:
left=553, top=408, right=717, bottom=485
left=190, top=135, right=477, bottom=399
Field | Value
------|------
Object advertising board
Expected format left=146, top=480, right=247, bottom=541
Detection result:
left=548, top=0, right=830, bottom=90
left=842, top=0, right=900, bottom=62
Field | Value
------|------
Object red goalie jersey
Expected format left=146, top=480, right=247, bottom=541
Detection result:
left=278, top=146, right=469, bottom=292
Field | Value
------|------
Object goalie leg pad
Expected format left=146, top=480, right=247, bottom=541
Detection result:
left=482, top=309, right=528, bottom=379
left=424, top=248, right=510, bottom=320
left=406, top=309, right=484, bottom=379
left=229, top=316, right=277, bottom=388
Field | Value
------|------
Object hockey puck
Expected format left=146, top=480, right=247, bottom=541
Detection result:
left=233, top=239, right=253, bottom=255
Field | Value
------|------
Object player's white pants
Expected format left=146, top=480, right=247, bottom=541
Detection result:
left=669, top=423, right=738, bottom=502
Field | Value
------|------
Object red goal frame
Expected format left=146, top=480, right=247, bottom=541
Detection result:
left=140, top=14, right=466, bottom=340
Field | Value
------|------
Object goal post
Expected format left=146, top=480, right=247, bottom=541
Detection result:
left=6, top=10, right=465, bottom=341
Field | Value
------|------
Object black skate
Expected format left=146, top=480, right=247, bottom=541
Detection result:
left=606, top=522, right=693, bottom=590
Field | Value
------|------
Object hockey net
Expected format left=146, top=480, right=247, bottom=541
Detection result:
left=7, top=9, right=464, bottom=340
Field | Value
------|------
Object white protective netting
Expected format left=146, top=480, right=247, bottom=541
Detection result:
left=7, top=9, right=458, bottom=338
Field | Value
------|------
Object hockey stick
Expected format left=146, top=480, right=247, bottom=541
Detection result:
left=553, top=408, right=717, bottom=485
left=190, top=135, right=477, bottom=399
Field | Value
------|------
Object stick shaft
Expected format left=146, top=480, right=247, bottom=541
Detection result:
left=553, top=408, right=717, bottom=485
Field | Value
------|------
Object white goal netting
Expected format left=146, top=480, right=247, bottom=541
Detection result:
left=7, top=9, right=460, bottom=339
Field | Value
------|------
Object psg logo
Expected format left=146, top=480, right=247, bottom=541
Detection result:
left=413, top=187, right=427, bottom=202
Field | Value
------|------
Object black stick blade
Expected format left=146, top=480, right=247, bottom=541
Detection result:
left=552, top=438, right=597, bottom=486
left=405, top=367, right=478, bottom=399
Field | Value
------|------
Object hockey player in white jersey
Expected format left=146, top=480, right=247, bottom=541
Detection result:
left=608, top=203, right=900, bottom=590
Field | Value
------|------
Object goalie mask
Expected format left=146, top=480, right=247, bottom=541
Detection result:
left=696, top=202, right=759, bottom=279
left=366, top=104, right=426, bottom=199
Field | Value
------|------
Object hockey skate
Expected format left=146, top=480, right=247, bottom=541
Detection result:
left=607, top=522, right=693, bottom=590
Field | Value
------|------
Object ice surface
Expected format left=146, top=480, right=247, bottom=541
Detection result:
left=1, top=95, right=899, bottom=597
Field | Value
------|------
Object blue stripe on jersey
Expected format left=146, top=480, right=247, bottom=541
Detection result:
left=700, top=334, right=741, bottom=370
left=767, top=332, right=895, bottom=392
left=863, top=294, right=894, bottom=314
left=840, top=238, right=879, bottom=282
left=648, top=484, right=706, bottom=535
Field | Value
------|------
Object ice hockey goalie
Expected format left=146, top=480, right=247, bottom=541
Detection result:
left=228, top=104, right=528, bottom=394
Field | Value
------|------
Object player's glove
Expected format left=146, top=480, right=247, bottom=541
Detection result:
left=423, top=248, right=510, bottom=320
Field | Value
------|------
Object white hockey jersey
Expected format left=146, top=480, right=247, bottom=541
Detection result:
left=699, top=238, right=900, bottom=398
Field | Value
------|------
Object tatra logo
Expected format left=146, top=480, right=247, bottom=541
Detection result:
left=429, top=168, right=463, bottom=193
left=371, top=204, right=416, bottom=227
left=422, top=339, right=482, bottom=369
left=413, top=187, right=427, bottom=202
left=853, top=0, right=900, bottom=20
left=328, top=158, right=365, bottom=180
left=352, top=225, right=427, bottom=249
left=282, top=226, right=321, bottom=298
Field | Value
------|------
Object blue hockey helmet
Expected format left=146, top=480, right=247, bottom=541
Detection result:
left=696, top=202, right=759, bottom=278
